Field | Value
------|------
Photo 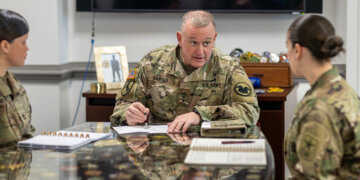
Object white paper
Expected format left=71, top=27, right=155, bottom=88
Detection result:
left=201, top=121, right=211, bottom=129
left=112, top=125, right=168, bottom=134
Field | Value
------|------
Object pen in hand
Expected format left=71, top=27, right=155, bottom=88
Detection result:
left=144, top=113, right=149, bottom=126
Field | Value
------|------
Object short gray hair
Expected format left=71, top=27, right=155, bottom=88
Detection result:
left=181, top=10, right=216, bottom=32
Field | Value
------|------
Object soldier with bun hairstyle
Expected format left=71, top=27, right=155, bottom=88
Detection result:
left=284, top=14, right=360, bottom=179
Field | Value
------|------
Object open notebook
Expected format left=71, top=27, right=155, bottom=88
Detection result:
left=18, top=131, right=110, bottom=150
left=184, top=138, right=267, bottom=166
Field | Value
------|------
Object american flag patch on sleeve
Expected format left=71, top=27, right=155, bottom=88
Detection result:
left=127, top=69, right=137, bottom=80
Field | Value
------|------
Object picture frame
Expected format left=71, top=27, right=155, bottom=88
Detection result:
left=94, top=46, right=129, bottom=90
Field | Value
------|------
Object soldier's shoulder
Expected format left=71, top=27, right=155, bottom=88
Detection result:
left=141, top=44, right=176, bottom=64
left=213, top=47, right=236, bottom=62
left=316, top=76, right=358, bottom=104
left=6, top=72, right=20, bottom=82
left=150, top=44, right=177, bottom=54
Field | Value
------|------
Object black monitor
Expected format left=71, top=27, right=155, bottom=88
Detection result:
left=77, top=0, right=322, bottom=13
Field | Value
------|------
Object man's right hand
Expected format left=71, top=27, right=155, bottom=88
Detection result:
left=126, top=102, right=149, bottom=126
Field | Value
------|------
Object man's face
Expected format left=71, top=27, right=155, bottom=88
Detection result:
left=177, top=22, right=217, bottom=68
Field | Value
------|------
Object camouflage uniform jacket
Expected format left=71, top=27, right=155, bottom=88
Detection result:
left=0, top=72, right=35, bottom=147
left=284, top=68, right=360, bottom=179
left=111, top=45, right=259, bottom=126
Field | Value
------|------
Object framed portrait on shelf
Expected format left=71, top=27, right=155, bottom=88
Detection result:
left=94, top=46, right=129, bottom=90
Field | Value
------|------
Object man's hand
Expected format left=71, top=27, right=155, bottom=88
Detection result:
left=167, top=112, right=200, bottom=133
left=126, top=102, right=149, bottom=126
left=168, top=133, right=199, bottom=145
left=125, top=135, right=149, bottom=153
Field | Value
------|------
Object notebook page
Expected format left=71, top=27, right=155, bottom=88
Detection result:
left=184, top=138, right=266, bottom=165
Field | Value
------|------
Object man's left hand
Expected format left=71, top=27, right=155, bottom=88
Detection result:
left=167, top=112, right=200, bottom=133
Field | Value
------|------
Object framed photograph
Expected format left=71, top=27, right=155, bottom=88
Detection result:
left=94, top=46, right=129, bottom=90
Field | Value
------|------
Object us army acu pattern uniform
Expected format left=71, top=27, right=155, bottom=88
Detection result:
left=121, top=134, right=246, bottom=180
left=284, top=68, right=360, bottom=179
left=0, top=72, right=35, bottom=147
left=111, top=45, right=260, bottom=126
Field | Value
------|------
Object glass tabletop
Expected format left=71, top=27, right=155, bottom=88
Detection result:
left=0, top=122, right=274, bottom=180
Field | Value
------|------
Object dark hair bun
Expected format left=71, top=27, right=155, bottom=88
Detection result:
left=321, top=35, right=344, bottom=58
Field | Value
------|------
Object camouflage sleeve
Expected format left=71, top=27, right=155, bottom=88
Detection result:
left=193, top=64, right=259, bottom=125
left=293, top=109, right=342, bottom=179
left=0, top=101, right=19, bottom=147
left=22, top=105, right=35, bottom=139
left=110, top=62, right=148, bottom=127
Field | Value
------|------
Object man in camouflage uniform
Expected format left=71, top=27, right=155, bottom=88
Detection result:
left=110, top=10, right=259, bottom=133
left=284, top=69, right=360, bottom=179
left=121, top=134, right=248, bottom=180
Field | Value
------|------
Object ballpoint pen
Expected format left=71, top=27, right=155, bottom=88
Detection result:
left=221, top=140, right=255, bottom=144
left=144, top=113, right=149, bottom=126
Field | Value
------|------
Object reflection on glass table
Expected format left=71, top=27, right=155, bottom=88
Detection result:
left=0, top=122, right=274, bottom=180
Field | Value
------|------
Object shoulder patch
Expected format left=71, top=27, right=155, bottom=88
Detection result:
left=296, top=120, right=330, bottom=163
left=298, top=133, right=320, bottom=161
left=234, top=82, right=252, bottom=96
left=121, top=81, right=136, bottom=96
left=127, top=69, right=137, bottom=80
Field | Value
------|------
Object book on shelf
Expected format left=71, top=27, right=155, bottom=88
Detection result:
left=17, top=131, right=110, bottom=150
left=200, top=120, right=247, bottom=137
left=184, top=138, right=267, bottom=166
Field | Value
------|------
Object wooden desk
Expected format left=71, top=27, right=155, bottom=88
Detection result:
left=82, top=90, right=118, bottom=122
left=83, top=87, right=293, bottom=180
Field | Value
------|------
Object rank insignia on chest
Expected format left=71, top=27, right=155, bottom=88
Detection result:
left=234, top=82, right=251, bottom=96
left=127, top=69, right=137, bottom=80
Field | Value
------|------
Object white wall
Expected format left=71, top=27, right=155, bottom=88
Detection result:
left=68, top=5, right=297, bottom=63
left=0, top=0, right=62, bottom=64
left=22, top=82, right=61, bottom=135
left=346, top=0, right=360, bottom=94
left=0, top=0, right=352, bottom=130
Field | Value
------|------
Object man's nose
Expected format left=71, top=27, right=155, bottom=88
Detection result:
left=195, top=45, right=204, bottom=55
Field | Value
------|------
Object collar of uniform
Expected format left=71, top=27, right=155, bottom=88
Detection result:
left=308, top=68, right=340, bottom=94
left=166, top=45, right=187, bottom=79
left=0, top=72, right=13, bottom=97
left=183, top=47, right=218, bottom=82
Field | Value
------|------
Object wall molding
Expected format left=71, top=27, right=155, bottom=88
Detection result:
left=9, top=62, right=138, bottom=81
left=9, top=62, right=345, bottom=84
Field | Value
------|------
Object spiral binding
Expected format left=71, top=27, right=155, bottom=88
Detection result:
left=41, top=131, right=90, bottom=138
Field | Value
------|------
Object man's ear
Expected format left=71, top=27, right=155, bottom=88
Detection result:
left=294, top=43, right=302, bottom=60
left=213, top=32, right=218, bottom=42
left=176, top=31, right=182, bottom=47
left=0, top=40, right=10, bottom=54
